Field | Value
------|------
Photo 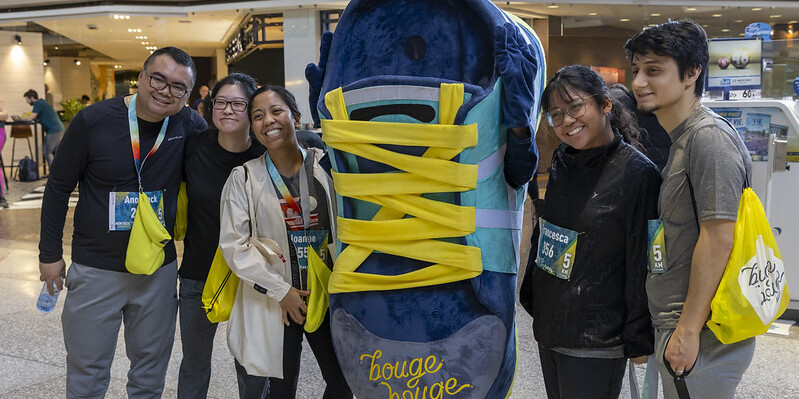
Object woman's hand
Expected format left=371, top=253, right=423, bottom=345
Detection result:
left=279, top=287, right=310, bottom=326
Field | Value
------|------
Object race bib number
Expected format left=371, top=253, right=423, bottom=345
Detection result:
left=108, top=190, right=165, bottom=231
left=648, top=219, right=666, bottom=274
left=536, top=218, right=578, bottom=280
left=289, top=229, right=329, bottom=286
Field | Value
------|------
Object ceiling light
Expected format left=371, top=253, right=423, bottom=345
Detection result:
left=43, top=59, right=49, bottom=66
left=547, top=4, right=559, bottom=9
left=685, top=7, right=696, bottom=11
left=713, top=14, right=722, bottom=17
left=735, top=20, right=744, bottom=23
left=620, top=18, right=630, bottom=22
left=790, top=20, right=799, bottom=24
left=752, top=8, right=762, bottom=11
left=702, top=24, right=709, bottom=28
left=74, top=59, right=81, bottom=66
left=651, top=13, right=661, bottom=17
left=739, top=33, right=745, bottom=36
left=54, top=46, right=58, bottom=50
left=13, top=34, right=21, bottom=45
left=588, top=12, right=597, bottom=16
left=770, top=15, right=782, bottom=18
left=721, top=28, right=730, bottom=32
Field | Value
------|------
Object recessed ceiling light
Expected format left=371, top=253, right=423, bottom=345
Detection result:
left=770, top=15, right=782, bottom=18
left=713, top=14, right=722, bottom=17
left=702, top=24, right=709, bottom=28
left=620, top=18, right=630, bottom=22
left=790, top=20, right=799, bottom=24
left=721, top=28, right=730, bottom=32
left=735, top=20, right=744, bottom=23
left=588, top=12, right=597, bottom=16
left=547, top=4, right=559, bottom=9
left=685, top=7, right=696, bottom=11
left=651, top=13, right=661, bottom=17
left=752, top=8, right=762, bottom=11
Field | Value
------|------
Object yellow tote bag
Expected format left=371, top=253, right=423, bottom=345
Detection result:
left=174, top=182, right=188, bottom=241
left=304, top=239, right=332, bottom=333
left=125, top=191, right=172, bottom=275
left=707, top=188, right=790, bottom=344
left=202, top=246, right=240, bottom=323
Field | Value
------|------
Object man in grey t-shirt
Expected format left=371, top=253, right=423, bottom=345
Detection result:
left=625, top=19, right=755, bottom=398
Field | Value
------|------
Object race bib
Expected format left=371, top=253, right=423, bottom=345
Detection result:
left=647, top=219, right=666, bottom=274
left=108, top=190, right=165, bottom=231
left=536, top=218, right=578, bottom=280
left=289, top=230, right=329, bottom=287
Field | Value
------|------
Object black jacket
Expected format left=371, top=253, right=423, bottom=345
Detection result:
left=529, top=134, right=659, bottom=358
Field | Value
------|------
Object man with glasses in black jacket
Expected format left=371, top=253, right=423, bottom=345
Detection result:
left=38, top=47, right=206, bottom=398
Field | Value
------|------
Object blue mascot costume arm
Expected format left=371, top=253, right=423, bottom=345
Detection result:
left=495, top=22, right=541, bottom=189
left=305, top=31, right=333, bottom=128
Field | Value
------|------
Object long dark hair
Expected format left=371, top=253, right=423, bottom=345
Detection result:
left=542, top=65, right=642, bottom=151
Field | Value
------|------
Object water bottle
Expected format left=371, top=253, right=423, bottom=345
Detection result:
left=36, top=280, right=62, bottom=314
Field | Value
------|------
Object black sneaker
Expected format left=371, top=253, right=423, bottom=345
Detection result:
left=0, top=197, right=8, bottom=209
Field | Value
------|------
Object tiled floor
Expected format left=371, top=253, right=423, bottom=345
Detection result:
left=1, top=175, right=798, bottom=398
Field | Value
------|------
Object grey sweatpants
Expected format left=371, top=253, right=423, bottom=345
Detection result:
left=654, top=327, right=755, bottom=399
left=62, top=261, right=179, bottom=399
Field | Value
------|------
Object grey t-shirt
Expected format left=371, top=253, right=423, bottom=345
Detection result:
left=647, top=106, right=752, bottom=328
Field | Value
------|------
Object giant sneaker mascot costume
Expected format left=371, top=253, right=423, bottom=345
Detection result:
left=305, top=0, right=545, bottom=397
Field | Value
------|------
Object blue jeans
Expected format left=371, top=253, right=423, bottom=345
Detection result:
left=177, top=276, right=218, bottom=399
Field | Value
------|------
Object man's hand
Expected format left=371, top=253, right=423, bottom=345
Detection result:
left=664, top=325, right=700, bottom=375
left=279, top=287, right=310, bottom=326
left=39, top=259, right=66, bottom=295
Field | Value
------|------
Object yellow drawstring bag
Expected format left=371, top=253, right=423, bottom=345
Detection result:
left=174, top=182, right=188, bottom=241
left=707, top=188, right=790, bottom=344
left=202, top=246, right=240, bottom=323
left=125, top=191, right=172, bottom=275
left=304, top=239, right=332, bottom=333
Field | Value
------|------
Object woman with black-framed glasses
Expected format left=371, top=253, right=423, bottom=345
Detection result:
left=177, top=72, right=266, bottom=399
left=524, top=65, right=661, bottom=399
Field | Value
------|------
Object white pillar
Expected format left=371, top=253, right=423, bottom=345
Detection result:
left=283, top=9, right=320, bottom=127
left=213, top=47, right=228, bottom=82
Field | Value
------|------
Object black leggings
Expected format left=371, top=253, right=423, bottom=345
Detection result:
left=267, top=313, right=352, bottom=399
left=538, top=344, right=626, bottom=399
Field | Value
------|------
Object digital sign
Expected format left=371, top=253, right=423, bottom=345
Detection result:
left=707, top=38, right=762, bottom=91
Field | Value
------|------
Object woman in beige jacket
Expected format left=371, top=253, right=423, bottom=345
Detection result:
left=219, top=86, right=351, bottom=399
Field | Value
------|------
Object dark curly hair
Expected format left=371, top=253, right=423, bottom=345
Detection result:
left=541, top=65, right=643, bottom=151
left=624, top=18, right=708, bottom=98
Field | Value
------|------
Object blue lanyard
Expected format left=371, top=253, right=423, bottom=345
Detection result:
left=264, top=146, right=309, bottom=229
left=128, top=94, right=169, bottom=192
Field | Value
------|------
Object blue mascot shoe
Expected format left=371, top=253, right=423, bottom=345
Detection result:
left=307, top=1, right=546, bottom=397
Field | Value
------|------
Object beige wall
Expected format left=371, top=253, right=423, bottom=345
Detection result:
left=0, top=31, right=44, bottom=171
left=44, top=57, right=92, bottom=109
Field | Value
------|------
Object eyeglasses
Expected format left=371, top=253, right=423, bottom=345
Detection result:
left=144, top=71, right=188, bottom=98
left=212, top=99, right=248, bottom=113
left=545, top=94, right=599, bottom=127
